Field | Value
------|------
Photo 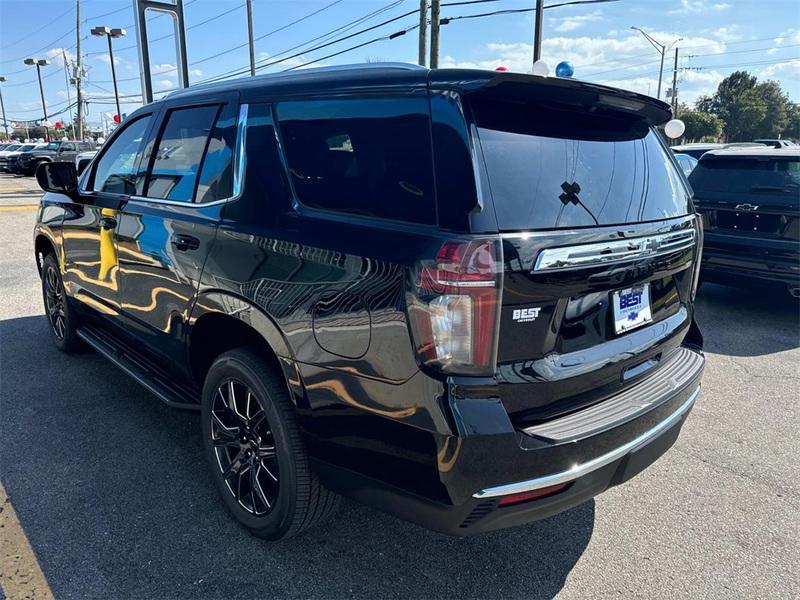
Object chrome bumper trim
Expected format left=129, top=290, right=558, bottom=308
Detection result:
left=472, top=386, right=700, bottom=499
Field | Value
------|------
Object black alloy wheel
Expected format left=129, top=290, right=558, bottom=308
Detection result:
left=202, top=347, right=339, bottom=540
left=40, top=253, right=82, bottom=352
left=44, top=265, right=67, bottom=341
left=210, top=378, right=279, bottom=516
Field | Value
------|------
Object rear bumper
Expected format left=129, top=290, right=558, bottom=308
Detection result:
left=313, top=347, right=704, bottom=536
left=701, top=231, right=800, bottom=286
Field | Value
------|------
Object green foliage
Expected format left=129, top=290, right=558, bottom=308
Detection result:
left=696, top=70, right=795, bottom=142
left=783, top=102, right=800, bottom=141
left=676, top=109, right=723, bottom=143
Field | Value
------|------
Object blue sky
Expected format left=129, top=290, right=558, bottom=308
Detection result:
left=0, top=0, right=798, bottom=130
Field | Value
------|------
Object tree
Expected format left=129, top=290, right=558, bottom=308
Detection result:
left=784, top=102, right=800, bottom=141
left=676, top=108, right=723, bottom=142
left=696, top=70, right=792, bottom=141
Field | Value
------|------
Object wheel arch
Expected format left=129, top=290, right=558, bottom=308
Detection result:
left=188, top=291, right=307, bottom=409
left=34, top=231, right=58, bottom=276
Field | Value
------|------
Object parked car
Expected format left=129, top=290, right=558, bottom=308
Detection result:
left=33, top=64, right=705, bottom=539
left=14, top=140, right=95, bottom=176
left=689, top=147, right=800, bottom=297
left=671, top=143, right=723, bottom=159
left=753, top=138, right=796, bottom=148
left=75, top=148, right=98, bottom=175
left=674, top=152, right=698, bottom=176
left=671, top=142, right=766, bottom=160
left=0, top=143, right=38, bottom=172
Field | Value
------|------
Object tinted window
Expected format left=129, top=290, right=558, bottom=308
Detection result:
left=61, top=143, right=75, bottom=151
left=473, top=102, right=689, bottom=230
left=276, top=98, right=436, bottom=225
left=91, top=115, right=151, bottom=195
left=689, top=156, right=800, bottom=204
left=145, top=105, right=219, bottom=202
left=195, top=111, right=236, bottom=202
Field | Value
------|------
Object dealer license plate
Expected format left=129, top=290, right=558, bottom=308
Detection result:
left=612, top=284, right=652, bottom=334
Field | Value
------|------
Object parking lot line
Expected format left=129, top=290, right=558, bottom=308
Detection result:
left=0, top=482, right=54, bottom=600
left=0, top=205, right=38, bottom=212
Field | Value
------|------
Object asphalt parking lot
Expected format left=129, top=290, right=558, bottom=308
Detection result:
left=0, top=173, right=798, bottom=599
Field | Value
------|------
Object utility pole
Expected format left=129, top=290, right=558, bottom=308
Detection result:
left=429, top=0, right=440, bottom=69
left=0, top=77, right=8, bottom=140
left=246, top=0, right=256, bottom=76
left=670, top=47, right=679, bottom=114
left=532, top=0, right=544, bottom=63
left=62, top=49, right=74, bottom=137
left=76, top=0, right=84, bottom=140
left=417, top=0, right=427, bottom=66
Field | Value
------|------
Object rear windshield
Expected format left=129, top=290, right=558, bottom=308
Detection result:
left=472, top=102, right=690, bottom=230
left=688, top=156, right=800, bottom=202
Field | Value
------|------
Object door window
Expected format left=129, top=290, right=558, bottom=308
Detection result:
left=90, top=114, right=152, bottom=195
left=275, top=98, right=436, bottom=225
left=145, top=105, right=220, bottom=202
left=61, top=143, right=76, bottom=152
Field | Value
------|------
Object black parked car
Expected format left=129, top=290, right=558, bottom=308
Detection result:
left=33, top=64, right=704, bottom=539
left=689, top=147, right=800, bottom=297
left=14, top=140, right=95, bottom=175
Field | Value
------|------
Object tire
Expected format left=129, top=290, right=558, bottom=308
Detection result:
left=201, top=347, right=338, bottom=540
left=40, top=253, right=83, bottom=353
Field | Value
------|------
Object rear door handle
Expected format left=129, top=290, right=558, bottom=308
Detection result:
left=170, top=234, right=200, bottom=251
left=99, top=216, right=117, bottom=230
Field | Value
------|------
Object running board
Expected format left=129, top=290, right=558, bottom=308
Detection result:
left=77, top=326, right=200, bottom=411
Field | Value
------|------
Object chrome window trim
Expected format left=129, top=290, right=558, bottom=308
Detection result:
left=533, top=229, right=696, bottom=272
left=472, top=386, right=700, bottom=499
left=84, top=103, right=249, bottom=208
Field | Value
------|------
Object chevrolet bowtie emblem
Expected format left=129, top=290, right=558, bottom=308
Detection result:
left=735, top=203, right=759, bottom=212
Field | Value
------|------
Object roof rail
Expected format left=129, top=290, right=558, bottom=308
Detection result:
left=165, top=62, right=428, bottom=98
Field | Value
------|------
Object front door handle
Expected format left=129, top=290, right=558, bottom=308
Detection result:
left=170, top=234, right=200, bottom=251
left=99, top=216, right=117, bottom=230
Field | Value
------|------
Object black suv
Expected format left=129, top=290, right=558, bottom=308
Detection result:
left=15, top=140, right=94, bottom=176
left=689, top=147, right=800, bottom=297
left=33, top=64, right=704, bottom=539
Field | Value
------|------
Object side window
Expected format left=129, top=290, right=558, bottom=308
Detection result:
left=195, top=110, right=237, bottom=202
left=90, top=115, right=152, bottom=195
left=61, top=143, right=75, bottom=152
left=145, top=105, right=219, bottom=202
left=275, top=97, right=436, bottom=225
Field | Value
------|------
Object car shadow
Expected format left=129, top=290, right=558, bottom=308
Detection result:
left=694, top=282, right=799, bottom=357
left=0, top=315, right=594, bottom=600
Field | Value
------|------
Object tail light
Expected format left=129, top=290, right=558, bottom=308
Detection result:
left=691, top=221, right=704, bottom=300
left=407, top=239, right=503, bottom=376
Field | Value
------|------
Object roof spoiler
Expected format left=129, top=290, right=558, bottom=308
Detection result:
left=429, top=70, right=672, bottom=128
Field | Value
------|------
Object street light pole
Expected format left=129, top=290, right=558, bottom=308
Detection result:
left=92, top=26, right=126, bottom=123
left=0, top=77, right=8, bottom=141
left=630, top=27, right=681, bottom=100
left=24, top=58, right=51, bottom=140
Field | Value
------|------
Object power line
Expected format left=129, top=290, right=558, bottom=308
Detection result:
left=285, top=24, right=420, bottom=72
left=0, top=4, right=75, bottom=52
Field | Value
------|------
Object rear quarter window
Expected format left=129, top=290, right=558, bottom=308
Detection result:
left=275, top=97, right=436, bottom=225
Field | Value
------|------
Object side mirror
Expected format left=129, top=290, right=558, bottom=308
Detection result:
left=36, top=161, right=80, bottom=200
